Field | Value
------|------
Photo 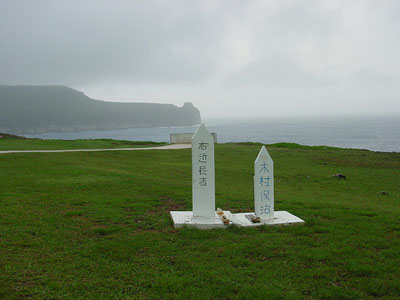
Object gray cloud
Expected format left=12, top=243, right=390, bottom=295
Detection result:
left=1, top=0, right=399, bottom=117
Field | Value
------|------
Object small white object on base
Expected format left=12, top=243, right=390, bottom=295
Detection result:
left=232, top=211, right=304, bottom=227
left=170, top=211, right=234, bottom=229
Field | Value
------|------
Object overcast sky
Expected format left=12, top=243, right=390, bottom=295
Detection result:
left=1, top=0, right=399, bottom=118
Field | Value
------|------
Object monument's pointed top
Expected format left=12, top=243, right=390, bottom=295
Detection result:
left=255, top=145, right=273, bottom=164
left=192, top=123, right=212, bottom=141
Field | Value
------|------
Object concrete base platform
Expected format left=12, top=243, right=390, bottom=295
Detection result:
left=170, top=211, right=234, bottom=229
left=170, top=210, right=304, bottom=229
left=232, top=211, right=305, bottom=227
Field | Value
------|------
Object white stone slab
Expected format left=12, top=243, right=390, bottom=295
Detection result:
left=191, top=124, right=215, bottom=219
left=170, top=211, right=234, bottom=229
left=232, top=211, right=304, bottom=227
left=170, top=133, right=217, bottom=144
left=254, top=146, right=274, bottom=220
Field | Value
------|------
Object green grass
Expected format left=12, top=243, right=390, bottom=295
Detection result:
left=0, top=139, right=399, bottom=299
left=0, top=135, right=166, bottom=150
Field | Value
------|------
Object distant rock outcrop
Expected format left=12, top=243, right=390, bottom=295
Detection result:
left=0, top=85, right=201, bottom=134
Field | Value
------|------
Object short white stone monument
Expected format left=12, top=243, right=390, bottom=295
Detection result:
left=232, top=146, right=304, bottom=226
left=254, top=146, right=274, bottom=220
left=170, top=124, right=233, bottom=229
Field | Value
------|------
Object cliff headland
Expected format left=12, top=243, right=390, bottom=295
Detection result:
left=0, top=85, right=201, bottom=134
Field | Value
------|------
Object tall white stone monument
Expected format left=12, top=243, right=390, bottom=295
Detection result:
left=254, top=146, right=274, bottom=220
left=170, top=124, right=233, bottom=229
left=192, top=124, right=215, bottom=218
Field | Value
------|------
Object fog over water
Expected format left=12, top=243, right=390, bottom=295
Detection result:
left=25, top=115, right=400, bottom=152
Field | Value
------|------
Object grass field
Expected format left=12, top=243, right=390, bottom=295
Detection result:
left=0, top=134, right=166, bottom=150
left=0, top=138, right=399, bottom=299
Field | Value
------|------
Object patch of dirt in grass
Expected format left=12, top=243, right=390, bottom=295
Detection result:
left=10, top=269, right=36, bottom=298
left=133, top=196, right=185, bottom=233
left=149, top=195, right=187, bottom=215
left=63, top=210, right=86, bottom=218
left=123, top=207, right=134, bottom=217
left=91, top=226, right=117, bottom=236
left=315, top=153, right=400, bottom=169
left=246, top=247, right=287, bottom=262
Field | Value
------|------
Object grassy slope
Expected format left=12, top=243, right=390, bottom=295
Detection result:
left=0, top=135, right=166, bottom=150
left=0, top=141, right=399, bottom=299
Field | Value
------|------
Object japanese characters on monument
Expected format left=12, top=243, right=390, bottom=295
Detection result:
left=192, top=124, right=215, bottom=219
left=254, top=146, right=274, bottom=220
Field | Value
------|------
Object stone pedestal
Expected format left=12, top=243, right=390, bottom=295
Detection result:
left=232, top=211, right=305, bottom=227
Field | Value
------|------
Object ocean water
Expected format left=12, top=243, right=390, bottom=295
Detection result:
left=24, top=115, right=400, bottom=152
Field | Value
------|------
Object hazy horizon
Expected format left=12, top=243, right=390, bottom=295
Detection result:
left=1, top=1, right=399, bottom=118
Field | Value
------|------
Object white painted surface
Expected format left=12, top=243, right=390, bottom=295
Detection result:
left=170, top=133, right=194, bottom=144
left=232, top=211, right=304, bottom=227
left=254, top=146, right=274, bottom=220
left=192, top=124, right=215, bottom=219
left=170, top=133, right=217, bottom=144
left=0, top=144, right=191, bottom=154
left=170, top=211, right=233, bottom=229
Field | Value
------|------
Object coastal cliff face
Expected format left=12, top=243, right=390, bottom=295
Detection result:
left=0, top=85, right=201, bottom=134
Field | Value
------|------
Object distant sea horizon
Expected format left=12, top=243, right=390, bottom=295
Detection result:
left=23, top=114, right=400, bottom=152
